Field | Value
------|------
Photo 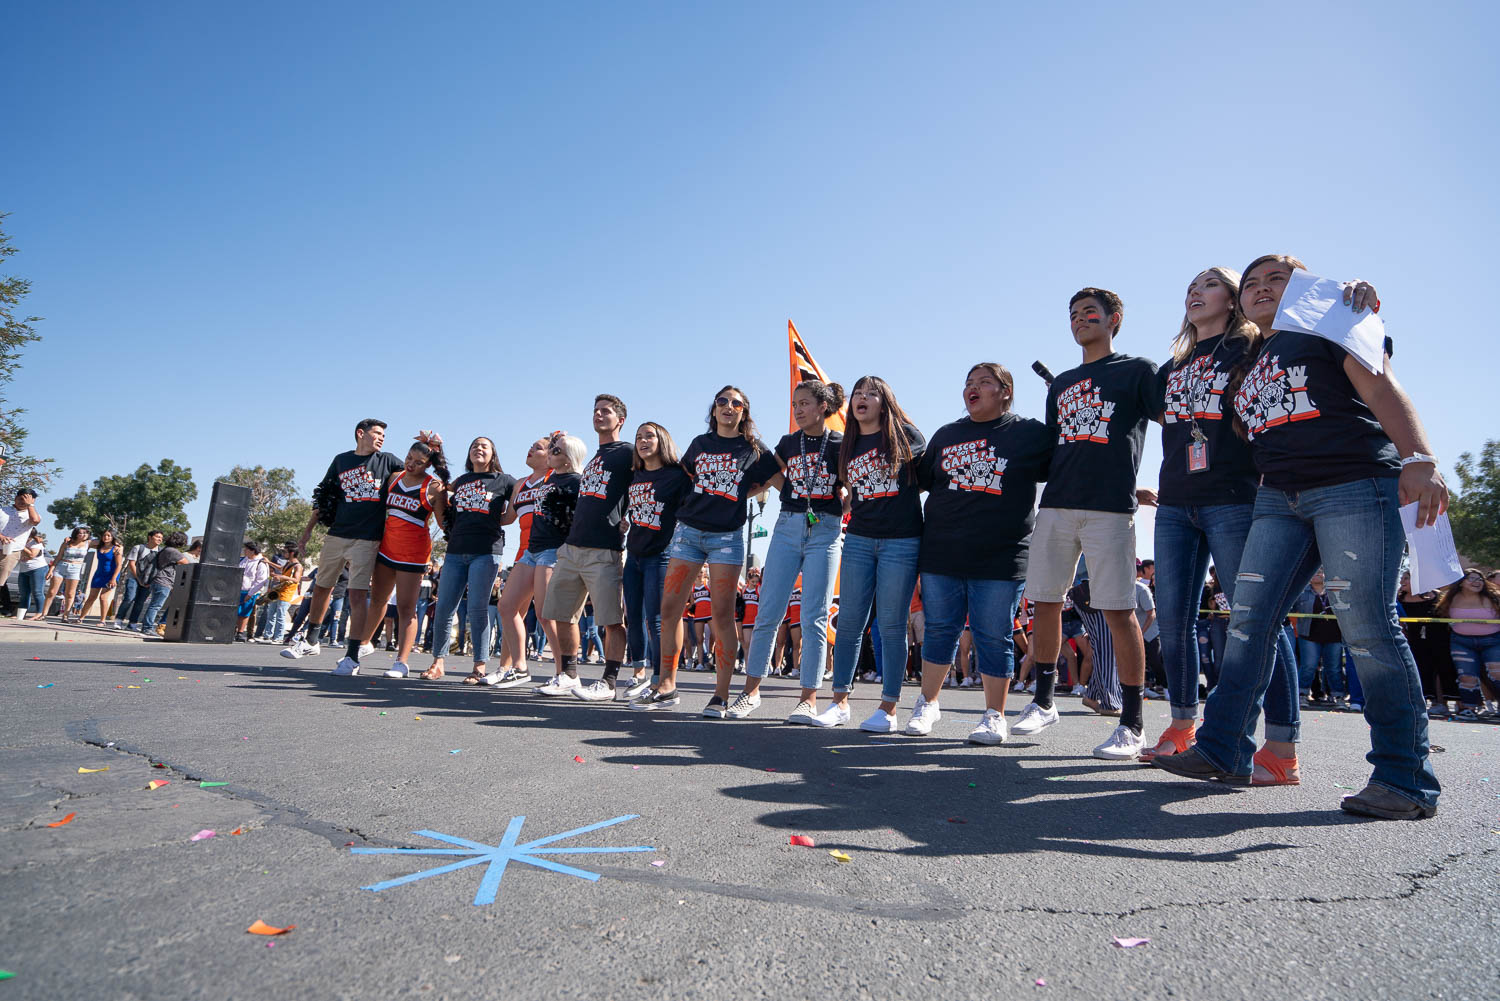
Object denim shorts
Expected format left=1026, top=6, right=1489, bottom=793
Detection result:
left=668, top=523, right=744, bottom=566
left=518, top=547, right=558, bottom=569
left=1450, top=631, right=1500, bottom=672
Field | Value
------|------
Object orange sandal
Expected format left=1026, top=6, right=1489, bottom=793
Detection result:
left=1139, top=724, right=1196, bottom=762
left=1250, top=746, right=1300, bottom=786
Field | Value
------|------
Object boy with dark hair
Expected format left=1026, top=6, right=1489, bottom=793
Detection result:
left=283, top=418, right=402, bottom=663
left=1012, top=287, right=1161, bottom=760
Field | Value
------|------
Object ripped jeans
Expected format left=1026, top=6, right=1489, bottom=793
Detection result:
left=1193, top=477, right=1439, bottom=809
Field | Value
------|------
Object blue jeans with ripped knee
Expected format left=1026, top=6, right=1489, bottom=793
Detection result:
left=1193, top=478, right=1439, bottom=809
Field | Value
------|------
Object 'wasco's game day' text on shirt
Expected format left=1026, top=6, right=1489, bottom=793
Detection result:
left=1041, top=352, right=1160, bottom=513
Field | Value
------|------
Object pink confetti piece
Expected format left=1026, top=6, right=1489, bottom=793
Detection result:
left=789, top=835, right=815, bottom=847
left=191, top=829, right=216, bottom=841
left=1035, top=979, right=1047, bottom=986
left=573, top=755, right=585, bottom=763
left=1112, top=937, right=1150, bottom=948
left=650, top=860, right=665, bottom=867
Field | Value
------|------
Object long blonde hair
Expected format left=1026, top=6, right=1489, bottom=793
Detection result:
left=1169, top=266, right=1261, bottom=365
left=555, top=435, right=588, bottom=473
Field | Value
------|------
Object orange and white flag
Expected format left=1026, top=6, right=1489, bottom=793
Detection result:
left=787, top=320, right=845, bottom=434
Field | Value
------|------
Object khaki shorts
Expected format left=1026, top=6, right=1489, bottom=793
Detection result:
left=1026, top=508, right=1138, bottom=610
left=317, top=536, right=380, bottom=592
left=541, top=544, right=625, bottom=626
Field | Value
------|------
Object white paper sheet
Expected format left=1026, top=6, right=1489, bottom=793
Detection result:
left=1399, top=503, right=1463, bottom=594
left=1274, top=269, right=1387, bottom=374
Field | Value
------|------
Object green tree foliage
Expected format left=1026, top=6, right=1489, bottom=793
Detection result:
left=0, top=213, right=60, bottom=495
left=218, top=464, right=326, bottom=557
left=48, top=459, right=198, bottom=546
left=1450, top=440, right=1500, bottom=567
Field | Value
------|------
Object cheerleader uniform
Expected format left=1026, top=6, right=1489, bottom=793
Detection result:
left=377, top=472, right=437, bottom=572
left=510, top=470, right=553, bottom=563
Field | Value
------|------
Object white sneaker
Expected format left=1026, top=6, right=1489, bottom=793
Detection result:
left=537, top=674, right=581, bottom=697
left=967, top=708, right=1008, bottom=745
left=621, top=676, right=652, bottom=701
left=725, top=691, right=761, bottom=719
left=281, top=639, right=320, bottom=659
left=572, top=680, right=614, bottom=702
left=960, top=677, right=975, bottom=688
left=358, top=642, right=375, bottom=658
left=1011, top=701, right=1059, bottom=736
left=332, top=657, right=360, bottom=676
left=859, top=709, right=899, bottom=733
left=1093, top=724, right=1146, bottom=760
left=384, top=663, right=410, bottom=679
left=1069, top=684, right=1086, bottom=696
left=904, top=697, right=941, bottom=736
left=808, top=703, right=850, bottom=728
left=486, top=669, right=532, bottom=689
left=785, top=700, right=817, bottom=725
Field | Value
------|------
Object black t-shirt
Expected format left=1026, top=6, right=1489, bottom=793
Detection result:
left=1156, top=334, right=1259, bottom=507
left=775, top=430, right=843, bottom=515
left=1232, top=330, right=1400, bottom=491
left=445, top=471, right=517, bottom=556
left=1307, top=590, right=1343, bottom=643
left=153, top=547, right=186, bottom=588
left=319, top=450, right=404, bottom=541
left=844, top=424, right=926, bottom=539
left=916, top=413, right=1053, bottom=580
left=677, top=433, right=780, bottom=533
left=1041, top=352, right=1159, bottom=513
left=626, top=465, right=691, bottom=557
left=566, top=440, right=635, bottom=551
left=527, top=472, right=580, bottom=554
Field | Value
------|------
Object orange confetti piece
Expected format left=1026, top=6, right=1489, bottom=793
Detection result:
left=230, top=827, right=246, bottom=835
left=247, top=920, right=295, bottom=936
left=147, top=780, right=170, bottom=790
left=77, top=766, right=109, bottom=773
left=46, top=812, right=77, bottom=828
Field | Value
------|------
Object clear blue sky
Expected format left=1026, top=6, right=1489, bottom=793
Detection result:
left=6, top=2, right=1497, bottom=564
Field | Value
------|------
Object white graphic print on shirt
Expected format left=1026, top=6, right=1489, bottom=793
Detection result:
left=1233, top=352, right=1322, bottom=438
left=1055, top=378, right=1114, bottom=444
left=579, top=454, right=612, bottom=500
left=627, top=481, right=665, bottom=532
left=783, top=451, right=837, bottom=501
left=450, top=479, right=494, bottom=514
left=692, top=452, right=745, bottom=500
left=939, top=439, right=1008, bottom=495
left=1163, top=355, right=1230, bottom=424
left=845, top=447, right=901, bottom=501
left=338, top=466, right=382, bottom=503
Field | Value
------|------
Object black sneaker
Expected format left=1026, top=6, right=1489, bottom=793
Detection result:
left=700, top=696, right=729, bottom=719
left=630, top=688, right=680, bottom=712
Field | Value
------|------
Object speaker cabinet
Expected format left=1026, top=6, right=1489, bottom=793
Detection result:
left=201, top=481, right=252, bottom=565
left=161, top=562, right=243, bottom=643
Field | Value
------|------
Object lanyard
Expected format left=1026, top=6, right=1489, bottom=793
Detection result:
left=1185, top=337, right=1233, bottom=444
left=796, top=431, right=831, bottom=524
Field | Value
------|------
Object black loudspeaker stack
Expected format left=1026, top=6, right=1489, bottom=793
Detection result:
left=163, top=481, right=252, bottom=643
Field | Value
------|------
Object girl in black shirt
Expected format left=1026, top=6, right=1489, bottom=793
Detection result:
left=623, top=422, right=690, bottom=695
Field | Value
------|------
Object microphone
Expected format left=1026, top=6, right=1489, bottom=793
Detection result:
left=1031, top=361, right=1054, bottom=387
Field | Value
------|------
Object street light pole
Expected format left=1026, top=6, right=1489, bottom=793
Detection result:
left=744, top=496, right=765, bottom=576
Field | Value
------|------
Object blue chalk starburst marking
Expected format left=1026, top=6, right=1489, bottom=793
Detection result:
left=351, top=814, right=653, bottom=905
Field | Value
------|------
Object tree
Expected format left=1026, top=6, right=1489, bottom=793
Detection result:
left=218, top=464, right=326, bottom=557
left=48, top=459, right=198, bottom=546
left=1450, top=440, right=1500, bottom=567
left=0, top=213, right=60, bottom=495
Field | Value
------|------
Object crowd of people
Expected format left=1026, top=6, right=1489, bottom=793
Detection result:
left=6, top=254, right=1497, bottom=823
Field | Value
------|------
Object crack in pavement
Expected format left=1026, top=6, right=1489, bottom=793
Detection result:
left=63, top=718, right=399, bottom=850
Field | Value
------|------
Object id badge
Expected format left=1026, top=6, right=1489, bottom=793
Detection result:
left=1187, top=440, right=1210, bottom=474
left=806, top=510, right=820, bottom=526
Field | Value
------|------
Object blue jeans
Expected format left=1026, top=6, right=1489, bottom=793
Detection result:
left=431, top=553, right=501, bottom=663
left=745, top=511, right=842, bottom=688
left=1153, top=502, right=1299, bottom=730
left=487, top=603, right=501, bottom=657
left=20, top=566, right=47, bottom=613
left=579, top=614, right=601, bottom=659
left=142, top=581, right=173, bottom=629
left=316, top=597, right=345, bottom=645
left=1194, top=478, right=1439, bottom=808
left=832, top=534, right=919, bottom=702
left=1450, top=631, right=1500, bottom=706
left=1298, top=639, right=1346, bottom=696
left=920, top=574, right=1023, bottom=679
left=624, top=552, right=670, bottom=673
left=264, top=599, right=292, bottom=642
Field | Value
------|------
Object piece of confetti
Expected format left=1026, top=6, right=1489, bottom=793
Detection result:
left=247, top=920, right=295, bottom=936
left=789, top=835, right=816, bottom=847
left=650, top=860, right=666, bottom=867
left=191, top=830, right=216, bottom=841
left=147, top=780, right=170, bottom=790
left=36, top=683, right=54, bottom=689
left=829, top=850, right=852, bottom=863
left=77, top=766, right=109, bottom=774
left=1036, top=979, right=1047, bottom=987
left=200, top=781, right=228, bottom=788
left=947, top=817, right=967, bottom=824
left=230, top=827, right=246, bottom=835
left=573, top=755, right=585, bottom=763
left=1112, top=937, right=1150, bottom=948
left=46, top=813, right=77, bottom=828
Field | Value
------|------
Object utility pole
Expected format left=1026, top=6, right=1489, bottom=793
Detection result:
left=744, top=496, right=765, bottom=575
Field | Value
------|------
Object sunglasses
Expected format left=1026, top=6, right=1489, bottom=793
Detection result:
left=715, top=396, right=746, bottom=410
left=549, top=447, right=564, bottom=455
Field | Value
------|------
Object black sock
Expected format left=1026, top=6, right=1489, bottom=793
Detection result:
left=1034, top=666, right=1056, bottom=709
left=346, top=637, right=361, bottom=661
left=1121, top=684, right=1144, bottom=734
left=561, top=654, right=578, bottom=679
left=304, top=623, right=322, bottom=644
left=603, top=659, right=621, bottom=684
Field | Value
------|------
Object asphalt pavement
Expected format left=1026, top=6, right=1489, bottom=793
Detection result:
left=1, top=632, right=1496, bottom=1001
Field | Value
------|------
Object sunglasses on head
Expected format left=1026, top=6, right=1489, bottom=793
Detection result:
left=715, top=396, right=746, bottom=410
